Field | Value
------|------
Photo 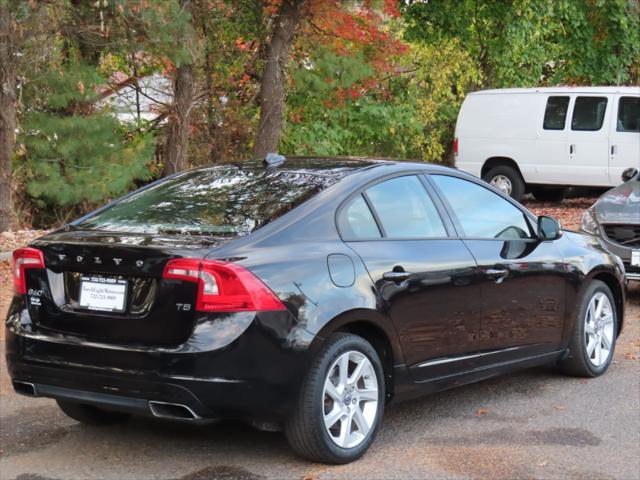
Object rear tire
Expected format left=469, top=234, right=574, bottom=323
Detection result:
left=57, top=400, right=130, bottom=425
left=531, top=187, right=567, bottom=202
left=558, top=280, right=617, bottom=377
left=285, top=334, right=385, bottom=464
left=483, top=165, right=525, bottom=201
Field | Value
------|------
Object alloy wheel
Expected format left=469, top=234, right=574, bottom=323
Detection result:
left=490, top=175, right=513, bottom=195
left=584, top=292, right=614, bottom=367
left=322, top=350, right=379, bottom=449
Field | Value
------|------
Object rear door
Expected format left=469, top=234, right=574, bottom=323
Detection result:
left=429, top=174, right=567, bottom=366
left=609, top=94, right=640, bottom=183
left=566, top=95, right=613, bottom=186
left=338, top=174, right=482, bottom=381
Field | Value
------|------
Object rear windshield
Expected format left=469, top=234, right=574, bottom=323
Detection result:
left=76, top=166, right=337, bottom=236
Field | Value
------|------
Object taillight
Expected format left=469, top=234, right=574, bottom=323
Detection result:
left=453, top=137, right=459, bottom=156
left=163, top=258, right=286, bottom=312
left=13, top=247, right=45, bottom=294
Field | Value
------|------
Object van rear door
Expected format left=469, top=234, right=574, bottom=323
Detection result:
left=566, top=94, right=613, bottom=187
left=609, top=94, right=640, bottom=184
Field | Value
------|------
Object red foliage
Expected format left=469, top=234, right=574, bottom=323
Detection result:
left=243, top=0, right=407, bottom=108
left=299, top=0, right=407, bottom=105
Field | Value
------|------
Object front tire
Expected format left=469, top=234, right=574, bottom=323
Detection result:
left=57, top=400, right=131, bottom=426
left=559, top=280, right=617, bottom=377
left=483, top=165, right=525, bottom=201
left=285, top=334, right=385, bottom=464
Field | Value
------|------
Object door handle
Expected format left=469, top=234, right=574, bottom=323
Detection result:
left=611, top=145, right=617, bottom=156
left=485, top=268, right=509, bottom=284
left=569, top=144, right=576, bottom=155
left=383, top=270, right=411, bottom=283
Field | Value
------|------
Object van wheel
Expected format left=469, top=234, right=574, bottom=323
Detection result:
left=285, top=334, right=385, bottom=464
left=531, top=187, right=567, bottom=202
left=483, top=165, right=525, bottom=201
left=57, top=400, right=130, bottom=425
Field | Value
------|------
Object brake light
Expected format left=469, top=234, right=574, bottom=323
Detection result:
left=163, top=258, right=286, bottom=312
left=453, top=137, right=459, bottom=156
left=13, top=247, right=45, bottom=294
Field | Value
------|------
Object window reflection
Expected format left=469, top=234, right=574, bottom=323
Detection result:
left=366, top=176, right=447, bottom=238
left=78, top=167, right=338, bottom=235
left=432, top=175, right=532, bottom=239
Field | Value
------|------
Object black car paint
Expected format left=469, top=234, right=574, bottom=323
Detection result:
left=5, top=158, right=626, bottom=424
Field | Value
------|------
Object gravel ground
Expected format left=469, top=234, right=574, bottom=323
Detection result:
left=1, top=201, right=639, bottom=480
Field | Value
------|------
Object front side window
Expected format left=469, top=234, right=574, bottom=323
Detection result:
left=571, top=96, right=608, bottom=131
left=77, top=167, right=336, bottom=236
left=338, top=194, right=381, bottom=239
left=364, top=175, right=446, bottom=238
left=617, top=96, right=640, bottom=132
left=543, top=96, right=570, bottom=130
left=431, top=175, right=532, bottom=239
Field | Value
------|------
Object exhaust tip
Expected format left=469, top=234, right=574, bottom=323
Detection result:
left=13, top=381, right=37, bottom=397
left=148, top=401, right=198, bottom=421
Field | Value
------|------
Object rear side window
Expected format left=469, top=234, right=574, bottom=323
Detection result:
left=543, top=96, right=570, bottom=130
left=364, top=176, right=446, bottom=238
left=571, top=97, right=608, bottom=131
left=431, top=175, right=532, bottom=239
left=338, top=195, right=381, bottom=239
left=77, top=167, right=337, bottom=236
left=617, top=96, right=640, bottom=132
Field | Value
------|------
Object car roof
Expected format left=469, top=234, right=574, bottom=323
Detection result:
left=219, top=155, right=453, bottom=179
left=469, top=86, right=640, bottom=95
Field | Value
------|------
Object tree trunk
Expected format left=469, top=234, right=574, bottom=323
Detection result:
left=253, top=0, right=305, bottom=158
left=164, top=63, right=194, bottom=175
left=164, top=0, right=195, bottom=176
left=0, top=4, right=17, bottom=232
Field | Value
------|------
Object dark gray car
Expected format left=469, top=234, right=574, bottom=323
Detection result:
left=581, top=168, right=640, bottom=281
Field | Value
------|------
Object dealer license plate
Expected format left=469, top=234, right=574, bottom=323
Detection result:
left=79, top=276, right=128, bottom=313
left=631, top=250, right=640, bottom=267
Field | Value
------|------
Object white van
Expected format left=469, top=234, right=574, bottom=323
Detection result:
left=454, top=86, right=640, bottom=201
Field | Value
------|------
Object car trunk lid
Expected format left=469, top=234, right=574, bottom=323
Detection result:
left=25, top=230, right=230, bottom=347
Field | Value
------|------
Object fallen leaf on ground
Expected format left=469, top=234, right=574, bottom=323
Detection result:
left=475, top=407, right=489, bottom=416
left=553, top=405, right=566, bottom=411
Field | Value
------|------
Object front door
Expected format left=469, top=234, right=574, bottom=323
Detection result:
left=609, top=95, right=640, bottom=184
left=566, top=95, right=612, bottom=186
left=429, top=174, right=567, bottom=367
left=534, top=95, right=571, bottom=185
left=338, top=174, right=482, bottom=381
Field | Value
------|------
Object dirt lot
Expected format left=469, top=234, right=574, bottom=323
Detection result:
left=1, top=201, right=639, bottom=480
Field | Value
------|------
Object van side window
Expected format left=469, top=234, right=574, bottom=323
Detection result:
left=543, top=96, right=570, bottom=130
left=617, top=97, right=639, bottom=132
left=571, top=97, right=608, bottom=131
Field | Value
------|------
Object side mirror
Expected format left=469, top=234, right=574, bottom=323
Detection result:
left=537, top=215, right=562, bottom=241
left=621, top=167, right=639, bottom=183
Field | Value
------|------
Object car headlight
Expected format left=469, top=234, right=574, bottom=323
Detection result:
left=580, top=208, right=600, bottom=235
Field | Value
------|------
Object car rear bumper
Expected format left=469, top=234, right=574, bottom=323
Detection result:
left=5, top=299, right=317, bottom=422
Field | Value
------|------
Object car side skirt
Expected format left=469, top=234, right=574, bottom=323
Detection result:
left=390, top=349, right=566, bottom=403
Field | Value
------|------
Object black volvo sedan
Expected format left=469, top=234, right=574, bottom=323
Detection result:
left=6, top=156, right=626, bottom=463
